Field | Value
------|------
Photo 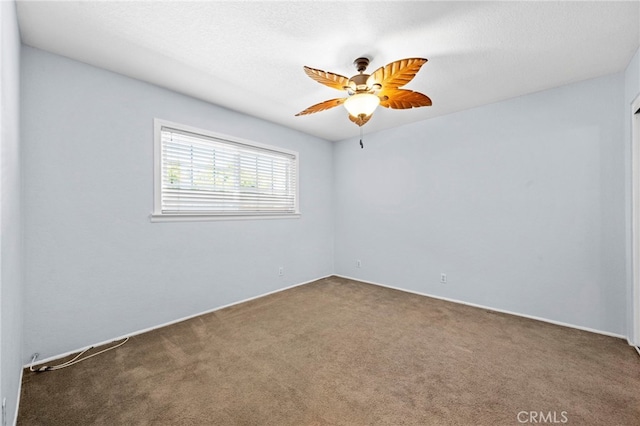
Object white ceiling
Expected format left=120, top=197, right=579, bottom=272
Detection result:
left=16, top=1, right=640, bottom=142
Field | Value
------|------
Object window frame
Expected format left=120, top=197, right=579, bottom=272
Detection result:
left=151, top=119, right=300, bottom=222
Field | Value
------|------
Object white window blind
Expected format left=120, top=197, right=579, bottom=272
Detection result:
left=153, top=120, right=299, bottom=220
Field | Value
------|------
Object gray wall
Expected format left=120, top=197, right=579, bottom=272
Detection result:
left=1, top=0, right=23, bottom=424
left=334, top=73, right=627, bottom=336
left=21, top=47, right=334, bottom=361
left=624, top=47, right=640, bottom=344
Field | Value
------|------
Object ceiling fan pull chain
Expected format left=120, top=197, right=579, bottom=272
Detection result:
left=360, top=126, right=364, bottom=149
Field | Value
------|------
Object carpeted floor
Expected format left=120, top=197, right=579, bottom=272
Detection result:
left=18, top=276, right=640, bottom=425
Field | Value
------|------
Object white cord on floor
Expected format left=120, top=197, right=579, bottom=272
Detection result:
left=30, top=337, right=129, bottom=373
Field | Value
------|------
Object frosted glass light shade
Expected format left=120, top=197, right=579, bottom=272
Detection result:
left=344, top=93, right=380, bottom=117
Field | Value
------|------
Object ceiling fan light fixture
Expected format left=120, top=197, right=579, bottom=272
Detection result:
left=296, top=57, right=431, bottom=132
left=343, top=93, right=380, bottom=117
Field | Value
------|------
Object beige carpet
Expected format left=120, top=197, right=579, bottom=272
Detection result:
left=18, top=276, right=640, bottom=425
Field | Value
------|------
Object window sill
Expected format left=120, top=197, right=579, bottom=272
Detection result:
left=150, top=213, right=301, bottom=222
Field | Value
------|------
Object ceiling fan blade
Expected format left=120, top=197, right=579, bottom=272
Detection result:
left=379, top=89, right=432, bottom=109
left=367, top=58, right=428, bottom=90
left=348, top=113, right=372, bottom=127
left=295, top=98, right=347, bottom=116
left=303, top=66, right=350, bottom=91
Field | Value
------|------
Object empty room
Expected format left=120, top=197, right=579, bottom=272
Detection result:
left=2, top=1, right=640, bottom=425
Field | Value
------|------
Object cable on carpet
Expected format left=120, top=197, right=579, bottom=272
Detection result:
left=29, top=337, right=129, bottom=373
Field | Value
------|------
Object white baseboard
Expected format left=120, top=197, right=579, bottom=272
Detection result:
left=335, top=274, right=627, bottom=341
left=12, top=368, right=23, bottom=426
left=25, top=275, right=332, bottom=368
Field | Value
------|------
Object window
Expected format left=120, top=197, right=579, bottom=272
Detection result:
left=152, top=119, right=299, bottom=221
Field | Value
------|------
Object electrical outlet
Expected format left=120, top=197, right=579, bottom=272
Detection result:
left=440, top=273, right=447, bottom=283
left=356, top=259, right=362, bottom=268
left=278, top=267, right=284, bottom=276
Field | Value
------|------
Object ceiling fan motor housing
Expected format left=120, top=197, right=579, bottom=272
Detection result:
left=351, top=57, right=373, bottom=91
left=350, top=74, right=371, bottom=92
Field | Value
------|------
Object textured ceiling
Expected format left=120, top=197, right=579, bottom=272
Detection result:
left=16, top=1, right=640, bottom=142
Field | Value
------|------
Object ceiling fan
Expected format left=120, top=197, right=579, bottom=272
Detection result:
left=295, top=57, right=432, bottom=129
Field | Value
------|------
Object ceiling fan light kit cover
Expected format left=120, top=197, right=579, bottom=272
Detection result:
left=344, top=93, right=380, bottom=117
left=296, top=56, right=432, bottom=131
